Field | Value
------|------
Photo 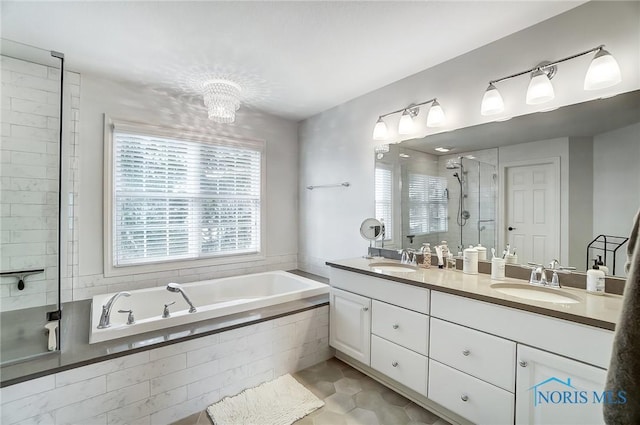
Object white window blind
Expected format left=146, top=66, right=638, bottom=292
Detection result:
left=408, top=173, right=448, bottom=234
left=113, top=132, right=261, bottom=267
left=375, top=166, right=393, bottom=240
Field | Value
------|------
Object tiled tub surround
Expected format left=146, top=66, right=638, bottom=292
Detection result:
left=1, top=298, right=331, bottom=424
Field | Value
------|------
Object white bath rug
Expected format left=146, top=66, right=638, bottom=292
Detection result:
left=206, top=374, right=324, bottom=425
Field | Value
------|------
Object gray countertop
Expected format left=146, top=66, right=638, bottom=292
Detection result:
left=0, top=270, right=329, bottom=387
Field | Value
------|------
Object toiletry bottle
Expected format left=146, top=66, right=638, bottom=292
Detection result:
left=421, top=243, right=431, bottom=269
left=463, top=245, right=479, bottom=275
left=596, top=255, right=609, bottom=275
left=447, top=253, right=456, bottom=269
left=440, top=241, right=449, bottom=262
left=586, top=259, right=606, bottom=295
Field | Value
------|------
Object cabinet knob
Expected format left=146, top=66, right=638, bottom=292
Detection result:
left=392, top=324, right=399, bottom=329
left=461, top=394, right=469, bottom=402
left=462, top=349, right=470, bottom=356
left=362, top=307, right=369, bottom=312
left=392, top=361, right=398, bottom=367
left=519, top=360, right=528, bottom=368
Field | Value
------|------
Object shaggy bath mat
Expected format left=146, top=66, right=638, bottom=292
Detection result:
left=206, top=374, right=324, bottom=425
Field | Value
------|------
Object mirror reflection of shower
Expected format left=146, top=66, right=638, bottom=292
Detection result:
left=446, top=157, right=470, bottom=250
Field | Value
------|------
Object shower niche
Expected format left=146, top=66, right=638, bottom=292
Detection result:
left=374, top=144, right=497, bottom=253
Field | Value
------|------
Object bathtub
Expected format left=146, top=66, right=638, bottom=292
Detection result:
left=89, top=271, right=328, bottom=344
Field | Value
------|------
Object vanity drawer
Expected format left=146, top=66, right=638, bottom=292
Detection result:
left=430, top=318, right=515, bottom=392
left=371, top=335, right=428, bottom=396
left=372, top=300, right=429, bottom=355
left=428, top=359, right=514, bottom=425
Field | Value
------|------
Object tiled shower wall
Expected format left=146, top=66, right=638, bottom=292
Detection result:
left=0, top=306, right=332, bottom=425
left=0, top=55, right=61, bottom=312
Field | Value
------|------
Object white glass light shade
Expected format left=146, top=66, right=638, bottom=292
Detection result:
left=526, top=69, right=555, bottom=105
left=584, top=49, right=622, bottom=90
left=480, top=83, right=504, bottom=116
left=426, top=101, right=445, bottom=127
left=373, top=118, right=388, bottom=140
left=398, top=110, right=414, bottom=134
left=203, top=80, right=241, bottom=123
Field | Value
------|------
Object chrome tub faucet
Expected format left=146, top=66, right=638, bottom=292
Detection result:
left=97, top=291, right=131, bottom=329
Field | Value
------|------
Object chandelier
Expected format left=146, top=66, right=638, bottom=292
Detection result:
left=202, top=79, right=242, bottom=123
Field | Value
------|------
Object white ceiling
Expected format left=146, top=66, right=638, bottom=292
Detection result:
left=1, top=1, right=585, bottom=121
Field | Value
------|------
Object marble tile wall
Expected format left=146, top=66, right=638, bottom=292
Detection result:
left=0, top=306, right=332, bottom=425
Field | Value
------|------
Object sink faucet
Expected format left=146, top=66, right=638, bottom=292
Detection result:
left=398, top=249, right=417, bottom=266
left=527, top=260, right=575, bottom=288
left=97, top=291, right=131, bottom=329
left=166, top=283, right=197, bottom=313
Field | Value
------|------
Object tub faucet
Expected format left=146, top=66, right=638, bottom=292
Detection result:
left=166, top=283, right=197, bottom=313
left=97, top=291, right=131, bottom=329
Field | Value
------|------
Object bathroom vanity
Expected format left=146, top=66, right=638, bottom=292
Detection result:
left=327, top=258, right=621, bottom=425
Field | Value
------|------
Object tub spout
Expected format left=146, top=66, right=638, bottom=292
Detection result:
left=97, top=291, right=131, bottom=329
left=166, top=283, right=197, bottom=313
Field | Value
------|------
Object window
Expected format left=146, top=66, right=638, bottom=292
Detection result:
left=106, top=120, right=263, bottom=271
left=375, top=165, right=393, bottom=240
left=408, top=173, right=448, bottom=234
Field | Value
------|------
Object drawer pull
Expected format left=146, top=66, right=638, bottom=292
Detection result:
left=392, top=361, right=399, bottom=367
left=461, top=394, right=469, bottom=402
left=392, top=324, right=399, bottom=329
left=362, top=307, right=369, bottom=312
left=462, top=349, right=470, bottom=356
left=519, top=360, right=528, bottom=368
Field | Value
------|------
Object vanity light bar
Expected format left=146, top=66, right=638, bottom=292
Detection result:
left=372, top=98, right=446, bottom=140
left=481, top=45, right=621, bottom=116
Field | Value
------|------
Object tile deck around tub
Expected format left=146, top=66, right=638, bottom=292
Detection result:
left=174, top=357, right=451, bottom=425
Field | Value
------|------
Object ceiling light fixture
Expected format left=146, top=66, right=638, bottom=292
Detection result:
left=481, top=45, right=621, bottom=115
left=435, top=147, right=451, bottom=153
left=371, top=98, right=446, bottom=140
left=202, top=79, right=242, bottom=123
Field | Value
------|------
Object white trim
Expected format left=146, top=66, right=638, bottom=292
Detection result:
left=498, top=157, right=561, bottom=264
left=103, top=115, right=267, bottom=278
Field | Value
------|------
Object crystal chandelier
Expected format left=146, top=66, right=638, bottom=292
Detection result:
left=202, top=79, right=242, bottom=123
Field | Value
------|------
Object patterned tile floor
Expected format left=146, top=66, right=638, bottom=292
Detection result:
left=175, top=357, right=451, bottom=425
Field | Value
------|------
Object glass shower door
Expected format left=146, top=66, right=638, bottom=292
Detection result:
left=0, top=39, right=64, bottom=364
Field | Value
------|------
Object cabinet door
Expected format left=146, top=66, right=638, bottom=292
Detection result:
left=330, top=288, right=371, bottom=365
left=516, top=345, right=608, bottom=425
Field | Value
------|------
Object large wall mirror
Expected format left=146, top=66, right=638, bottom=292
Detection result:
left=375, top=90, right=640, bottom=278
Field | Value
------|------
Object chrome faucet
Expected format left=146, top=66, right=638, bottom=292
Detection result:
left=527, top=260, right=575, bottom=288
left=398, top=248, right=417, bottom=266
left=166, top=283, right=197, bottom=313
left=97, top=291, right=131, bottom=329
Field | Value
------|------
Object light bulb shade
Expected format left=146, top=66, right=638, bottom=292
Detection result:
left=426, top=101, right=445, bottom=127
left=372, top=118, right=388, bottom=140
left=398, top=110, right=414, bottom=134
left=202, top=80, right=241, bottom=123
left=526, top=69, right=555, bottom=105
left=584, top=49, right=622, bottom=90
left=480, top=83, right=504, bottom=116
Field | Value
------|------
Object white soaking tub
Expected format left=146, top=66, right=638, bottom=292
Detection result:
left=89, top=271, right=328, bottom=343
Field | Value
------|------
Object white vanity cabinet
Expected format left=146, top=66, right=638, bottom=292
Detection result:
left=329, top=287, right=371, bottom=365
left=515, top=345, right=607, bottom=425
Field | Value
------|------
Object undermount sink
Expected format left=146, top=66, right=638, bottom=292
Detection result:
left=490, top=283, right=582, bottom=304
left=369, top=262, right=418, bottom=273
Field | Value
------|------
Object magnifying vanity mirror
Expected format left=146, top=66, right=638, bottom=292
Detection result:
left=360, top=218, right=383, bottom=258
left=374, top=90, right=640, bottom=277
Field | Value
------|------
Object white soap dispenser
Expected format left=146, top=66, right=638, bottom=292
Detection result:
left=586, top=259, right=606, bottom=295
left=596, top=255, right=609, bottom=275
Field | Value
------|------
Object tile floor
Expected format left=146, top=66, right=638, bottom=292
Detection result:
left=175, top=357, right=451, bottom=425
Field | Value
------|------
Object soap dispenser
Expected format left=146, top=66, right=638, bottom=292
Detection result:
left=596, top=255, right=609, bottom=275
left=587, top=259, right=605, bottom=295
